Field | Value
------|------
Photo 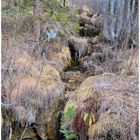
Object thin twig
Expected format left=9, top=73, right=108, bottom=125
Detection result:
left=30, top=62, right=44, bottom=97
left=20, top=123, right=28, bottom=140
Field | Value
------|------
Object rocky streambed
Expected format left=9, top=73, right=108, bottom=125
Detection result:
left=2, top=11, right=138, bottom=140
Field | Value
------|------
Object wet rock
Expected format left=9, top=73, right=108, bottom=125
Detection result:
left=68, top=36, right=89, bottom=62
left=81, top=25, right=100, bottom=37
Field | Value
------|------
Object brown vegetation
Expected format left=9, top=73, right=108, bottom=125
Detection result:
left=64, top=73, right=138, bottom=140
left=1, top=0, right=138, bottom=140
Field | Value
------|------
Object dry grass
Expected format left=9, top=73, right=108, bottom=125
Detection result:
left=1, top=34, right=65, bottom=140
left=98, top=45, right=139, bottom=76
left=64, top=73, right=138, bottom=140
left=90, top=92, right=138, bottom=140
left=2, top=16, right=34, bottom=36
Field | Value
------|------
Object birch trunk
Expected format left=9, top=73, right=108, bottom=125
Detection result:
left=116, top=0, right=124, bottom=38
left=95, top=0, right=99, bottom=13
left=110, top=0, right=115, bottom=39
left=102, top=0, right=110, bottom=40
left=132, top=0, right=136, bottom=20
left=126, top=0, right=131, bottom=39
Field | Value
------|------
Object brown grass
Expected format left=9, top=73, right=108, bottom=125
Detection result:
left=99, top=46, right=139, bottom=76
left=65, top=73, right=138, bottom=140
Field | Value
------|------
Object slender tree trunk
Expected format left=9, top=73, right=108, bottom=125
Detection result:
left=63, top=0, right=66, bottom=7
left=33, top=0, right=45, bottom=59
left=95, top=0, right=99, bottom=13
left=33, top=0, right=41, bottom=49
left=127, top=0, right=131, bottom=34
left=102, top=0, right=110, bottom=40
left=18, top=0, right=21, bottom=5
left=8, top=0, right=10, bottom=8
left=14, top=0, right=17, bottom=7
left=125, top=0, right=131, bottom=47
left=132, top=0, right=136, bottom=20
left=116, top=0, right=124, bottom=38
left=110, top=0, right=115, bottom=39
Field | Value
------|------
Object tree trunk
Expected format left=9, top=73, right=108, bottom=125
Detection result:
left=63, top=0, right=66, bottom=6
left=116, top=0, right=124, bottom=38
left=13, top=0, right=17, bottom=7
left=125, top=0, right=131, bottom=47
left=127, top=0, right=131, bottom=34
left=132, top=0, right=136, bottom=20
left=102, top=0, right=110, bottom=40
left=33, top=0, right=41, bottom=49
left=110, top=0, right=115, bottom=39
left=95, top=0, right=99, bottom=13
left=33, top=0, right=44, bottom=59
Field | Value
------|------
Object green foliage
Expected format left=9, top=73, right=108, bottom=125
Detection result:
left=2, top=0, right=79, bottom=31
left=44, top=0, right=79, bottom=30
left=2, top=0, right=34, bottom=18
left=71, top=22, right=82, bottom=31
left=44, top=0, right=66, bottom=16
left=52, top=12, right=81, bottom=32
left=52, top=12, right=68, bottom=25
left=20, top=0, right=33, bottom=8
left=60, top=106, right=77, bottom=140
left=44, top=0, right=69, bottom=26
left=65, top=106, right=76, bottom=120
left=19, top=0, right=33, bottom=15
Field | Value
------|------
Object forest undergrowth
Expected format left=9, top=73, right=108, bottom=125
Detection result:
left=1, top=0, right=139, bottom=140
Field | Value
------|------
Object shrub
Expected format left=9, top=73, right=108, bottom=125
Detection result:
left=60, top=106, right=77, bottom=140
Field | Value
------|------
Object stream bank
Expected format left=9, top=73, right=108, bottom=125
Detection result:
left=1, top=6, right=139, bottom=140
